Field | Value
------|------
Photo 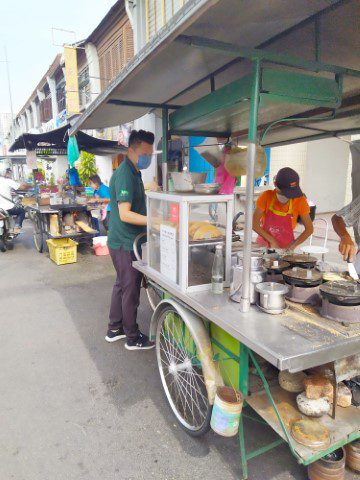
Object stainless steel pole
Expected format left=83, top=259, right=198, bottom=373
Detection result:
left=4, top=46, right=15, bottom=143
left=162, top=106, right=169, bottom=192
left=240, top=60, right=261, bottom=313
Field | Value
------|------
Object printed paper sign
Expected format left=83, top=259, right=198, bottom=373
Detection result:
left=160, top=224, right=177, bottom=283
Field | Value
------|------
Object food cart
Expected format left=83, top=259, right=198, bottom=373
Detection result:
left=8, top=124, right=127, bottom=253
left=69, top=1, right=360, bottom=477
left=27, top=203, right=97, bottom=253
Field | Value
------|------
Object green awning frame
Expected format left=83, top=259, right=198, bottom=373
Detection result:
left=169, top=68, right=342, bottom=137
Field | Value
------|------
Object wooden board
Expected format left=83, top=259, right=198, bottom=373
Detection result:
left=75, top=221, right=98, bottom=234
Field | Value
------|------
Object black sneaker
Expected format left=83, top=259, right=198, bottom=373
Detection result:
left=105, top=328, right=126, bottom=343
left=125, top=332, right=155, bottom=351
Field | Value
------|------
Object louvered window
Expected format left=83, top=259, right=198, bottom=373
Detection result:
left=146, top=0, right=187, bottom=41
left=79, top=66, right=91, bottom=108
left=98, top=19, right=134, bottom=91
left=40, top=84, right=53, bottom=123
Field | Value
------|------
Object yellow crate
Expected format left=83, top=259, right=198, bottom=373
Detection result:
left=46, top=238, right=78, bottom=265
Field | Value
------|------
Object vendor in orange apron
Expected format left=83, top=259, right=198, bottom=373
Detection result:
left=253, top=167, right=314, bottom=250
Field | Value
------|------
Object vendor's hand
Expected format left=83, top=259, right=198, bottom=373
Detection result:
left=339, top=235, right=356, bottom=262
left=268, top=238, right=280, bottom=249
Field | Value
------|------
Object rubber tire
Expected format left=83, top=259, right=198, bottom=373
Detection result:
left=156, top=305, right=212, bottom=437
left=33, top=215, right=44, bottom=253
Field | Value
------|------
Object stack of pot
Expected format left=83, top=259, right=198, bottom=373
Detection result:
left=230, top=253, right=266, bottom=304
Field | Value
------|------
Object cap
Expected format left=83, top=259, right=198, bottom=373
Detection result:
left=275, top=167, right=303, bottom=199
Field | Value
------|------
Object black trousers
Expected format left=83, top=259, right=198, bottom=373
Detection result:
left=108, top=248, right=142, bottom=341
left=7, top=206, right=26, bottom=227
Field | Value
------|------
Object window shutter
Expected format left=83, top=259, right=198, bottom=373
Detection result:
left=124, top=21, right=134, bottom=64
left=111, top=42, right=120, bottom=78
left=99, top=56, right=105, bottom=90
left=118, top=31, right=124, bottom=71
left=104, top=50, right=112, bottom=87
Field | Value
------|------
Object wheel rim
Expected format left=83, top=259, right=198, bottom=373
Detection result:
left=156, top=308, right=210, bottom=432
left=33, top=216, right=43, bottom=252
left=147, top=285, right=162, bottom=311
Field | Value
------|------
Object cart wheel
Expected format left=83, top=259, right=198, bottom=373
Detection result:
left=156, top=306, right=212, bottom=436
left=33, top=215, right=44, bottom=253
left=146, top=284, right=163, bottom=311
left=0, top=238, right=7, bottom=252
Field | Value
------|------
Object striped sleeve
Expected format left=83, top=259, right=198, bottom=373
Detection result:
left=337, top=194, right=360, bottom=227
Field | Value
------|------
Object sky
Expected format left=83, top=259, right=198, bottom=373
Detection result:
left=0, top=0, right=117, bottom=114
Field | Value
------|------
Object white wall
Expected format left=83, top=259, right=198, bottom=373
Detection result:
left=53, top=156, right=68, bottom=182
left=304, top=138, right=350, bottom=213
left=269, top=139, right=351, bottom=213
left=95, top=155, right=113, bottom=186
left=269, top=143, right=308, bottom=188
left=134, top=113, right=162, bottom=184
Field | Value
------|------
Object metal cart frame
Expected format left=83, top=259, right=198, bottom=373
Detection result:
left=27, top=205, right=96, bottom=253
left=132, top=48, right=360, bottom=478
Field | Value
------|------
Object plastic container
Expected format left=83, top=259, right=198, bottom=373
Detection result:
left=210, top=386, right=243, bottom=437
left=93, top=236, right=109, bottom=256
left=46, top=238, right=78, bottom=265
left=212, top=244, right=224, bottom=294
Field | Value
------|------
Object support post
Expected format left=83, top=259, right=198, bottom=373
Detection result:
left=240, top=60, right=261, bottom=313
left=315, top=17, right=321, bottom=63
left=162, top=107, right=169, bottom=192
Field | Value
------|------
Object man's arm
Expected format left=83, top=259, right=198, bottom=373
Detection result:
left=252, top=207, right=280, bottom=248
left=119, top=202, right=147, bottom=226
left=288, top=214, right=314, bottom=250
left=332, top=214, right=356, bottom=261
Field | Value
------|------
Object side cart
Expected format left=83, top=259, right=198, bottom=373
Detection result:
left=27, top=204, right=96, bottom=253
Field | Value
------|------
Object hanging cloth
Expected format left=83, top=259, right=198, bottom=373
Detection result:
left=67, top=135, right=80, bottom=167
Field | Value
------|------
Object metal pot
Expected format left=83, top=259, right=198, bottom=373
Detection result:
left=255, top=282, right=289, bottom=312
left=237, top=252, right=265, bottom=270
left=230, top=265, right=267, bottom=304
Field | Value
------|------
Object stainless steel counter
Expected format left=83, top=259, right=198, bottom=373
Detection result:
left=134, top=261, right=360, bottom=373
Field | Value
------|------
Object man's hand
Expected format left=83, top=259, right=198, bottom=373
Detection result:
left=339, top=234, right=356, bottom=262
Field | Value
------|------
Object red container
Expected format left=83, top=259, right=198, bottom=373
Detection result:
left=170, top=203, right=179, bottom=224
left=93, top=244, right=109, bottom=256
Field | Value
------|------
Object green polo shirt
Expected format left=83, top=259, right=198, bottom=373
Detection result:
left=107, top=158, right=146, bottom=251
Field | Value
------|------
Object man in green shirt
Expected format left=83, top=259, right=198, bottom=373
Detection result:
left=106, top=130, right=155, bottom=350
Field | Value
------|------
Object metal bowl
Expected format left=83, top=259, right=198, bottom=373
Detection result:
left=171, top=172, right=207, bottom=192
left=194, top=183, right=221, bottom=195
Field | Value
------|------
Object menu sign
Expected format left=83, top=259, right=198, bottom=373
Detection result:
left=160, top=224, right=177, bottom=283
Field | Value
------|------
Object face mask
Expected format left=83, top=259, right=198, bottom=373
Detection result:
left=136, top=154, right=152, bottom=170
left=276, top=193, right=289, bottom=204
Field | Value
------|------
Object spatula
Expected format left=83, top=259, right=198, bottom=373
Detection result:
left=347, top=260, right=359, bottom=281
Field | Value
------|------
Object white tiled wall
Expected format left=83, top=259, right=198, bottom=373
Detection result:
left=269, top=143, right=308, bottom=187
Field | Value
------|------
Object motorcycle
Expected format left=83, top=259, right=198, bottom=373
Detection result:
left=0, top=208, right=18, bottom=252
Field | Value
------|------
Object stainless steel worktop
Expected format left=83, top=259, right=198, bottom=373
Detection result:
left=134, top=261, right=360, bottom=373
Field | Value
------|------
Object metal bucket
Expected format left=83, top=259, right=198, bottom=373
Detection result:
left=230, top=265, right=267, bottom=304
left=210, top=386, right=243, bottom=437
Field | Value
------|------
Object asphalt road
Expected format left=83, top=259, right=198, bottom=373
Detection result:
left=0, top=222, right=358, bottom=480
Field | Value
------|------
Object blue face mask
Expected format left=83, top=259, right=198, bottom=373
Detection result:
left=136, top=154, right=152, bottom=170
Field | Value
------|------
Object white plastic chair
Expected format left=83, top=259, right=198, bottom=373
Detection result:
left=301, top=218, right=329, bottom=261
